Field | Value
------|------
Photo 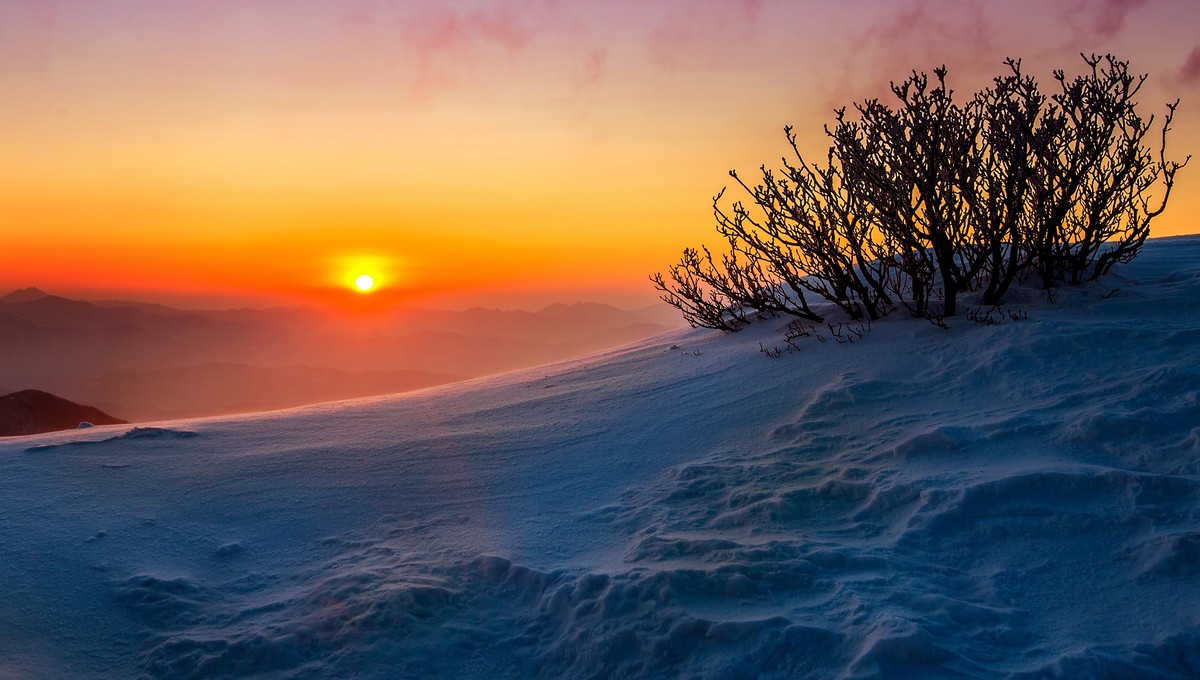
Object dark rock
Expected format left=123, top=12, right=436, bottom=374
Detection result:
left=0, top=389, right=127, bottom=437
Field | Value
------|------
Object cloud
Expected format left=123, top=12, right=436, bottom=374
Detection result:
left=398, top=2, right=536, bottom=93
left=826, top=0, right=997, bottom=110
left=0, top=0, right=56, bottom=29
left=1178, top=45, right=1200, bottom=84
left=573, top=48, right=607, bottom=89
left=328, top=0, right=608, bottom=100
left=1076, top=0, right=1149, bottom=40
left=0, top=0, right=60, bottom=74
left=823, top=0, right=1158, bottom=111
left=645, top=0, right=774, bottom=69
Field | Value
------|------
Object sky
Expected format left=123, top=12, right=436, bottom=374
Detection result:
left=1, top=0, right=1198, bottom=310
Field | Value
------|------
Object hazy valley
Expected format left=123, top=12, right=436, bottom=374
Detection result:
left=0, top=288, right=678, bottom=423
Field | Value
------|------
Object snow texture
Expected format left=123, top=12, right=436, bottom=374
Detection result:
left=1, top=236, right=1199, bottom=678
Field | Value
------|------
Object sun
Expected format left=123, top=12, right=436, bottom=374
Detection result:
left=334, top=254, right=397, bottom=297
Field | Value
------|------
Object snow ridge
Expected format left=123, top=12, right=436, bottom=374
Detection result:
left=1, top=237, right=1199, bottom=678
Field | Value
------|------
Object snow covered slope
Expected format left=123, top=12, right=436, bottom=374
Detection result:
left=2, top=236, right=1199, bottom=679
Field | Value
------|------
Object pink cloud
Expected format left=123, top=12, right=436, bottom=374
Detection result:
left=1179, top=45, right=1200, bottom=84
left=826, top=0, right=997, bottom=110
left=334, top=0, right=606, bottom=100
left=399, top=2, right=533, bottom=92
left=0, top=0, right=60, bottom=74
left=646, top=0, right=774, bottom=69
left=574, top=48, right=606, bottom=89
left=822, top=0, right=1158, bottom=113
left=1078, top=0, right=1150, bottom=39
left=317, top=0, right=568, bottom=97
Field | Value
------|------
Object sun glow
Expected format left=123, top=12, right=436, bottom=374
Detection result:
left=330, top=254, right=398, bottom=299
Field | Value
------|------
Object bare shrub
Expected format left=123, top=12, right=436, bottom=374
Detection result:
left=653, top=54, right=1188, bottom=333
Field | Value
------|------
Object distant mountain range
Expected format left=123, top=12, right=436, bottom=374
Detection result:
left=0, top=287, right=680, bottom=421
left=0, top=389, right=126, bottom=436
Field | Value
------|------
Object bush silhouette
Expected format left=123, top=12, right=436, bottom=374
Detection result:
left=653, top=54, right=1189, bottom=330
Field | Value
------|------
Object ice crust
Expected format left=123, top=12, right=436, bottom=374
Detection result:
left=1, top=237, right=1199, bottom=678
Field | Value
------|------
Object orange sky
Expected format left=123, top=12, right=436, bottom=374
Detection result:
left=2, top=0, right=1198, bottom=310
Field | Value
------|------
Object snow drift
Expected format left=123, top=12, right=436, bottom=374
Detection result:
left=1, top=236, right=1199, bottom=678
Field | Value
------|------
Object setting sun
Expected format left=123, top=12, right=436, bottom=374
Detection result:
left=355, top=274, right=375, bottom=292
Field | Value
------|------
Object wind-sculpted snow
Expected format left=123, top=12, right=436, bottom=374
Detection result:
left=24, top=426, right=199, bottom=452
left=2, top=236, right=1199, bottom=678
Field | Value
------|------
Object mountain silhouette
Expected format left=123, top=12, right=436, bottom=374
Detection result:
left=0, top=289, right=679, bottom=421
left=0, top=389, right=127, bottom=436
left=0, top=287, right=50, bottom=304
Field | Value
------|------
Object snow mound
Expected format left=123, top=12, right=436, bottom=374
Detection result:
left=24, top=426, right=198, bottom=452
left=2, top=236, right=1199, bottom=678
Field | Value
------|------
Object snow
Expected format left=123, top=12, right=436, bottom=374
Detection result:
left=2, top=236, right=1199, bottom=678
